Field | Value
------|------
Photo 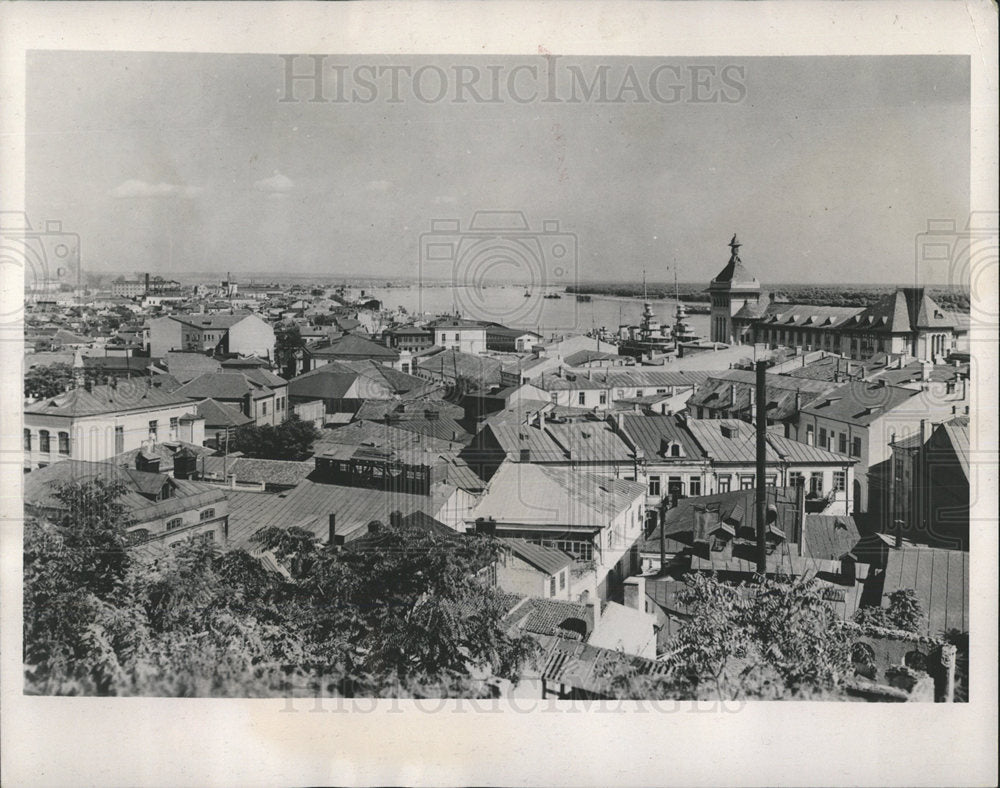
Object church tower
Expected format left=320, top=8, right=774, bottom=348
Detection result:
left=709, top=234, right=762, bottom=344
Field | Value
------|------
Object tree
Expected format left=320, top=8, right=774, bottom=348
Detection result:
left=253, top=518, right=539, bottom=690
left=231, top=415, right=320, bottom=460
left=275, top=323, right=304, bottom=379
left=24, top=481, right=538, bottom=697
left=606, top=573, right=853, bottom=700
left=853, top=589, right=924, bottom=633
left=24, top=363, right=77, bottom=400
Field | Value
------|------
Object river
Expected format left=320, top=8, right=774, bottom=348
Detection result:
left=364, top=284, right=710, bottom=340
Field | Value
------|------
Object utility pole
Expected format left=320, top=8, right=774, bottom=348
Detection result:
left=754, top=359, right=768, bottom=575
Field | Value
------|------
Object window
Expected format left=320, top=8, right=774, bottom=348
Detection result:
left=739, top=475, right=755, bottom=490
left=805, top=424, right=815, bottom=446
left=635, top=389, right=644, bottom=397
left=39, top=430, right=50, bottom=454
left=766, top=475, right=777, bottom=487
left=148, top=420, right=158, bottom=440
left=688, top=477, right=702, bottom=497
left=559, top=570, right=566, bottom=590
left=718, top=475, right=731, bottom=493
left=851, top=437, right=862, bottom=458
left=170, top=417, right=179, bottom=433
left=656, top=388, right=667, bottom=394
left=838, top=433, right=847, bottom=454
left=577, top=392, right=586, bottom=405
left=599, top=392, right=607, bottom=405
left=809, top=472, right=824, bottom=496
left=23, top=429, right=31, bottom=451
left=262, top=402, right=268, bottom=416
left=549, top=576, right=557, bottom=597
left=454, top=333, right=460, bottom=341
left=58, top=431, right=70, bottom=455
left=199, top=508, right=216, bottom=521
left=166, top=517, right=184, bottom=531
left=617, top=389, right=625, bottom=397
left=818, top=427, right=827, bottom=448
left=833, top=471, right=846, bottom=491
left=789, top=471, right=804, bottom=488
left=201, top=531, right=216, bottom=544
left=670, top=444, right=681, bottom=457
left=115, top=426, right=124, bottom=455
left=648, top=475, right=661, bottom=497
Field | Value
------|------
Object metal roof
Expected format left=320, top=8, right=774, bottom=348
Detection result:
left=500, top=538, right=574, bottom=576
left=800, top=381, right=922, bottom=426
left=224, top=478, right=458, bottom=550
left=469, top=462, right=646, bottom=527
left=25, top=381, right=193, bottom=418
left=617, top=413, right=703, bottom=460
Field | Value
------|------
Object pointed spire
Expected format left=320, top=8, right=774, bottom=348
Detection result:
left=729, top=234, right=742, bottom=262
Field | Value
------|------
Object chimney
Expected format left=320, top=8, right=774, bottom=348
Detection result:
left=368, top=520, right=382, bottom=535
left=389, top=510, right=403, bottom=528
left=329, top=513, right=345, bottom=547
left=519, top=447, right=531, bottom=463
left=584, top=595, right=600, bottom=638
left=226, top=473, right=236, bottom=488
left=794, top=391, right=802, bottom=412
left=622, top=576, right=645, bottom=611
left=921, top=361, right=932, bottom=381
left=729, top=383, right=736, bottom=410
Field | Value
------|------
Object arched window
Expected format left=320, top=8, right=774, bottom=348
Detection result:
left=23, top=429, right=31, bottom=451
left=39, top=430, right=51, bottom=454
left=670, top=444, right=681, bottom=457
left=199, top=508, right=216, bottom=521
left=58, top=431, right=71, bottom=455
left=166, top=517, right=184, bottom=531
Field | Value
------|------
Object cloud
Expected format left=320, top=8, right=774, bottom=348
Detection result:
left=254, top=171, right=295, bottom=194
left=110, top=179, right=202, bottom=199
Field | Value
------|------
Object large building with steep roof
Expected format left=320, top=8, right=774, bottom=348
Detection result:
left=709, top=235, right=763, bottom=343
left=707, top=237, right=964, bottom=362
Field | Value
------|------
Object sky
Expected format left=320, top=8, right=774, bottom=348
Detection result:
left=26, top=52, right=969, bottom=285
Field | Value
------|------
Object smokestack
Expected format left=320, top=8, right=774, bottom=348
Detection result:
left=754, top=361, right=768, bottom=574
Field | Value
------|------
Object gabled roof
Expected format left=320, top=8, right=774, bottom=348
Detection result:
left=306, top=333, right=400, bottom=360
left=163, top=351, right=223, bottom=382
left=417, top=349, right=502, bottom=385
left=289, top=361, right=432, bottom=401
left=168, top=312, right=260, bottom=330
left=470, top=462, right=646, bottom=527
left=314, top=419, right=461, bottom=454
left=617, top=413, right=708, bottom=460
left=799, top=380, right=921, bottom=425
left=684, top=419, right=852, bottom=464
left=201, top=456, right=314, bottom=486
left=196, top=397, right=254, bottom=428
left=176, top=372, right=272, bottom=401
left=844, top=288, right=955, bottom=334
left=25, top=382, right=193, bottom=418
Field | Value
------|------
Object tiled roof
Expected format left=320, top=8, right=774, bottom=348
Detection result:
left=176, top=372, right=273, bottom=401
left=201, top=456, right=314, bottom=486
left=470, top=462, right=646, bottom=527
left=687, top=370, right=833, bottom=421
left=25, top=381, right=192, bottom=417
left=289, top=361, right=433, bottom=401
left=505, top=597, right=589, bottom=636
left=881, top=548, right=968, bottom=635
left=841, top=289, right=955, bottom=334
